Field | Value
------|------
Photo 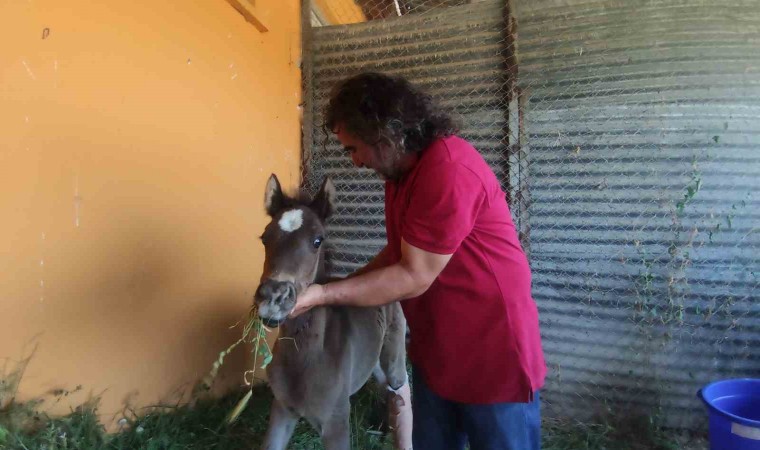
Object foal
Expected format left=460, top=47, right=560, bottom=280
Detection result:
left=254, top=174, right=412, bottom=450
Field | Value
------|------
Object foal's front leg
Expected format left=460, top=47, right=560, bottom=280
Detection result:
left=260, top=398, right=298, bottom=450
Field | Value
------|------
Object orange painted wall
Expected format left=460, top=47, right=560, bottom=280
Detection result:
left=0, top=0, right=301, bottom=422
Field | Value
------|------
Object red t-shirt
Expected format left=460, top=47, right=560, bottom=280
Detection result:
left=385, top=135, right=546, bottom=404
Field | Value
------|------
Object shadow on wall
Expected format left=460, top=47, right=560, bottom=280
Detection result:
left=5, top=207, right=260, bottom=425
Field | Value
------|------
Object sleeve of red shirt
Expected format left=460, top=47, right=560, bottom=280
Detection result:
left=402, top=161, right=486, bottom=255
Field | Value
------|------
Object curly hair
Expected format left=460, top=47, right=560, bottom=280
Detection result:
left=323, top=72, right=459, bottom=154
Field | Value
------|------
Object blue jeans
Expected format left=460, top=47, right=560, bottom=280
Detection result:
left=412, top=370, right=541, bottom=450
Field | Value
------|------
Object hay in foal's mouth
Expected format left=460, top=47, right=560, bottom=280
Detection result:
left=201, top=304, right=273, bottom=425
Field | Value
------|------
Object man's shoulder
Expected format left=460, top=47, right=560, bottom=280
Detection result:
left=418, top=136, right=491, bottom=181
left=423, top=135, right=476, bottom=162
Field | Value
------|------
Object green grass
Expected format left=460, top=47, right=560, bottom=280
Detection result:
left=1, top=382, right=393, bottom=450
left=1, top=380, right=706, bottom=450
left=541, top=415, right=701, bottom=450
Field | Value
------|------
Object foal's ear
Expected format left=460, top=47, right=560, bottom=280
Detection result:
left=264, top=174, right=285, bottom=216
left=311, top=177, right=336, bottom=220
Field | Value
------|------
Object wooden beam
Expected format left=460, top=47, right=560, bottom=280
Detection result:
left=225, top=0, right=269, bottom=32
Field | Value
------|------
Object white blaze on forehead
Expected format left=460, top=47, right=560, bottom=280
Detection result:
left=278, top=209, right=304, bottom=233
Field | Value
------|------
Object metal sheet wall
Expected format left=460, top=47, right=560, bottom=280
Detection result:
left=302, top=0, right=760, bottom=430
left=304, top=0, right=513, bottom=277
left=516, top=0, right=760, bottom=428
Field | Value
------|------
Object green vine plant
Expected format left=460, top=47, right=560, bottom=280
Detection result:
left=700, top=191, right=753, bottom=326
left=632, top=148, right=755, bottom=332
left=709, top=192, right=751, bottom=243
left=675, top=156, right=702, bottom=216
left=633, top=156, right=701, bottom=327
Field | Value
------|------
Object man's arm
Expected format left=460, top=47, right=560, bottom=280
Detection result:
left=291, top=239, right=451, bottom=316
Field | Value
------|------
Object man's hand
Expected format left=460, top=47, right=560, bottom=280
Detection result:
left=290, top=284, right=326, bottom=318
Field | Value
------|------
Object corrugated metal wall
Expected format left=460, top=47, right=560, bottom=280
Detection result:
left=516, top=0, right=760, bottom=428
left=304, top=0, right=513, bottom=277
left=302, top=0, right=760, bottom=430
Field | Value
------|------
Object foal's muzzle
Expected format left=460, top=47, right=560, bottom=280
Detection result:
left=254, top=280, right=297, bottom=328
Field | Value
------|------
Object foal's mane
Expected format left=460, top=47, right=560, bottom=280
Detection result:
left=276, top=190, right=318, bottom=213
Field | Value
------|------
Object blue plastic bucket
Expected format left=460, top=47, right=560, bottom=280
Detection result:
left=699, top=378, right=760, bottom=450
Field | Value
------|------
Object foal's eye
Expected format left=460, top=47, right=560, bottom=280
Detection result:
left=313, top=236, right=324, bottom=249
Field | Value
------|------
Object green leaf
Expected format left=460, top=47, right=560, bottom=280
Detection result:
left=261, top=353, right=273, bottom=369
left=0, top=425, right=7, bottom=444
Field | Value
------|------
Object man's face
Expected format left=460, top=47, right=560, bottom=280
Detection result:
left=335, top=126, right=403, bottom=181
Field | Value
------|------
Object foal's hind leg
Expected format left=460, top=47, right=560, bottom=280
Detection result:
left=320, top=401, right=351, bottom=450
left=260, top=398, right=298, bottom=450
left=379, top=305, right=413, bottom=450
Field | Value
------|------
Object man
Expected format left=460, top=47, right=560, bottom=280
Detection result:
left=292, top=72, right=546, bottom=450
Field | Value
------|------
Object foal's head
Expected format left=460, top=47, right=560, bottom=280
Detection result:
left=254, top=174, right=335, bottom=327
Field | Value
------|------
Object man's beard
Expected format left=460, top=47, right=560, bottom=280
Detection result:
left=374, top=145, right=406, bottom=181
